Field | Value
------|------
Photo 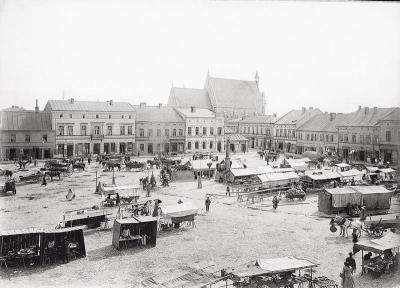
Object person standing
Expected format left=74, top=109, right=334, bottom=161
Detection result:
left=62, top=237, right=70, bottom=264
left=340, top=262, right=355, bottom=288
left=205, top=197, right=211, bottom=212
left=226, top=186, right=230, bottom=196
left=42, top=175, right=47, bottom=186
left=88, top=155, right=91, bottom=165
left=346, top=252, right=356, bottom=273
left=116, top=193, right=120, bottom=206
left=272, top=195, right=279, bottom=210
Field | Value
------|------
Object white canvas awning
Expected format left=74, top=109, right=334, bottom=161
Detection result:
left=160, top=202, right=198, bottom=219
left=256, top=256, right=318, bottom=273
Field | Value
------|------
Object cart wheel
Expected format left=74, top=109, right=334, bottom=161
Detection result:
left=44, top=174, right=51, bottom=182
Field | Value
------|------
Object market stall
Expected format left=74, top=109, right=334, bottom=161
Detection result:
left=225, top=168, right=261, bottom=185
left=159, top=202, right=198, bottom=229
left=356, top=186, right=393, bottom=211
left=257, top=172, right=299, bottom=189
left=354, top=232, right=400, bottom=276
left=58, top=208, right=112, bottom=229
left=99, top=183, right=140, bottom=206
left=191, top=159, right=217, bottom=179
left=112, top=216, right=157, bottom=250
left=338, top=169, right=365, bottom=183
left=378, top=168, right=396, bottom=182
left=302, top=170, right=341, bottom=189
left=318, top=187, right=362, bottom=214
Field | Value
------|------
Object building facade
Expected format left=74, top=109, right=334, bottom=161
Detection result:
left=377, top=108, right=399, bottom=165
left=44, top=99, right=135, bottom=157
left=0, top=110, right=55, bottom=160
left=135, top=103, right=185, bottom=155
left=238, top=114, right=277, bottom=150
left=175, top=107, right=225, bottom=154
left=274, top=107, right=322, bottom=153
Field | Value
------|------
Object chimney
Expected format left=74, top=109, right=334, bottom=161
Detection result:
left=140, top=102, right=146, bottom=109
left=309, top=106, right=313, bottom=110
left=302, top=107, right=306, bottom=114
left=69, top=98, right=74, bottom=104
left=158, top=103, right=162, bottom=108
left=364, top=107, right=369, bottom=115
left=35, top=99, right=39, bottom=112
left=190, top=106, right=196, bottom=113
left=358, top=105, right=362, bottom=111
left=329, top=112, right=336, bottom=121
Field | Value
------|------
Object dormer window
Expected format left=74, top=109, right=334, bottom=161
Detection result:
left=121, top=115, right=124, bottom=119
left=109, top=115, right=111, bottom=119
left=83, top=114, right=85, bottom=118
left=60, top=114, right=63, bottom=118
left=96, top=114, right=99, bottom=119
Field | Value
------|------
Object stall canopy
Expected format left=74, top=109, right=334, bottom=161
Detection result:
left=379, top=168, right=395, bottom=174
left=286, top=159, right=308, bottom=172
left=258, top=166, right=295, bottom=174
left=230, top=168, right=260, bottom=177
left=305, top=170, right=341, bottom=181
left=354, top=232, right=400, bottom=254
left=325, top=187, right=362, bottom=208
left=191, top=159, right=216, bottom=171
left=259, top=172, right=299, bottom=183
left=160, top=202, right=198, bottom=219
left=338, top=169, right=364, bottom=181
left=355, top=186, right=393, bottom=210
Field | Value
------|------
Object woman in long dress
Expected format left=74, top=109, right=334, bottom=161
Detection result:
left=341, top=262, right=355, bottom=288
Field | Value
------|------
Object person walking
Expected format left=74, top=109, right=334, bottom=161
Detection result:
left=116, top=193, right=120, bottom=206
left=272, top=195, right=279, bottom=210
left=62, top=237, right=70, bottom=264
left=205, top=197, right=211, bottom=213
left=340, top=262, right=355, bottom=288
left=346, top=252, right=356, bottom=273
left=226, top=186, right=230, bottom=196
left=41, top=175, right=47, bottom=186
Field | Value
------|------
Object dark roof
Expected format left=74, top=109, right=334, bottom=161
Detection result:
left=0, top=111, right=53, bottom=131
left=167, top=87, right=212, bottom=109
left=206, top=76, right=264, bottom=113
left=275, top=108, right=322, bottom=126
left=337, top=107, right=397, bottom=127
left=298, top=113, right=350, bottom=132
left=239, top=115, right=278, bottom=124
left=45, top=100, right=135, bottom=112
left=135, top=106, right=184, bottom=123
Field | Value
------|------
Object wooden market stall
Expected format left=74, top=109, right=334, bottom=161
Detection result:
left=302, top=170, right=341, bottom=189
left=191, top=159, right=217, bottom=179
left=225, top=168, right=261, bottom=185
left=59, top=208, right=112, bottom=229
left=354, top=232, right=400, bottom=276
left=257, top=172, right=299, bottom=189
left=338, top=168, right=365, bottom=183
left=224, top=256, right=337, bottom=288
left=99, top=183, right=140, bottom=206
left=159, top=202, right=198, bottom=229
left=112, top=216, right=157, bottom=250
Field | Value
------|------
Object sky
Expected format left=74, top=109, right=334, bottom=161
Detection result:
left=0, top=0, right=399, bottom=116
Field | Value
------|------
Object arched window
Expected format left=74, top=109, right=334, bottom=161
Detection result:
left=195, top=141, right=199, bottom=149
left=187, top=142, right=192, bottom=150
left=202, top=141, right=206, bottom=149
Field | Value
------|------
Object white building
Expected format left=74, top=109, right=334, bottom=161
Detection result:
left=44, top=99, right=135, bottom=157
left=175, top=107, right=225, bottom=154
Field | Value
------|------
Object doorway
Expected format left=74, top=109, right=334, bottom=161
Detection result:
left=93, top=143, right=100, bottom=155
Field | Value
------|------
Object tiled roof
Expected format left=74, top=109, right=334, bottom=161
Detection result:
left=275, top=108, right=322, bottom=126
left=298, top=113, right=349, bottom=132
left=227, top=134, right=248, bottom=142
left=167, top=87, right=212, bottom=109
left=175, top=108, right=216, bottom=118
left=239, top=115, right=278, bottom=124
left=206, top=76, right=264, bottom=113
left=0, top=111, right=53, bottom=131
left=135, top=106, right=184, bottom=123
left=45, top=100, right=135, bottom=112
left=338, top=107, right=397, bottom=127
left=377, top=107, right=400, bottom=122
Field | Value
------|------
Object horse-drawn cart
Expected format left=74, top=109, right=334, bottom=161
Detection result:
left=280, top=187, right=306, bottom=201
left=44, top=160, right=73, bottom=177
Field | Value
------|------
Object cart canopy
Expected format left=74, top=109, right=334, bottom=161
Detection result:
left=354, top=232, right=400, bottom=254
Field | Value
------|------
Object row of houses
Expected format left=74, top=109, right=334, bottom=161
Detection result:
left=0, top=71, right=399, bottom=165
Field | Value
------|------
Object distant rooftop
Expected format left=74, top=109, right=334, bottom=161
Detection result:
left=239, top=114, right=278, bottom=124
left=135, top=105, right=184, bottom=123
left=0, top=110, right=53, bottom=131
left=275, top=108, right=322, bottom=126
left=337, top=107, right=398, bottom=127
left=175, top=107, right=216, bottom=118
left=45, top=99, right=135, bottom=112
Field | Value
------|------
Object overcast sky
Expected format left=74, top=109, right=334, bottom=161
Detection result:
left=0, top=0, right=399, bottom=116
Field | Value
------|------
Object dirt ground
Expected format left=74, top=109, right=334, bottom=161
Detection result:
left=1, top=151, right=399, bottom=288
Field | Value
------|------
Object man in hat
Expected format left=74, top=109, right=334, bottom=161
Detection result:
left=205, top=197, right=211, bottom=212
left=346, top=252, right=356, bottom=273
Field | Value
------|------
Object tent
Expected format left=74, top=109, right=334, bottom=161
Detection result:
left=354, top=232, right=400, bottom=255
left=303, top=170, right=341, bottom=188
left=160, top=202, right=198, bottom=225
left=355, top=186, right=393, bottom=210
left=338, top=169, right=365, bottom=182
left=257, top=166, right=294, bottom=174
left=286, top=159, right=308, bottom=172
left=257, top=172, right=299, bottom=189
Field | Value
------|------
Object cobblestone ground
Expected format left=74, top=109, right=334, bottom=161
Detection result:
left=1, top=151, right=399, bottom=288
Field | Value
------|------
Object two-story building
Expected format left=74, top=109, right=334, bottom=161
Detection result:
left=238, top=114, right=278, bottom=150
left=44, top=99, right=135, bottom=157
left=175, top=106, right=225, bottom=154
left=273, top=107, right=322, bottom=153
left=0, top=108, right=55, bottom=160
left=135, top=103, right=185, bottom=155
left=297, top=112, right=348, bottom=155
left=378, top=107, right=400, bottom=165
left=337, top=106, right=397, bottom=163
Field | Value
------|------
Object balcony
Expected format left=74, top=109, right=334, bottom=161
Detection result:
left=91, top=134, right=104, bottom=140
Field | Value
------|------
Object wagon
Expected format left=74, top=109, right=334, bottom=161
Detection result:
left=0, top=179, right=16, bottom=195
left=44, top=160, right=73, bottom=177
left=283, top=188, right=306, bottom=201
left=17, top=172, right=43, bottom=184
left=362, top=216, right=400, bottom=238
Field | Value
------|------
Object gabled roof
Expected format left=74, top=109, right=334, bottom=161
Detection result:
left=135, top=106, right=184, bottom=123
left=45, top=100, right=135, bottom=112
left=167, top=87, right=212, bottom=110
left=0, top=111, right=53, bottom=131
left=298, top=113, right=350, bottom=132
left=337, top=107, right=397, bottom=127
left=205, top=75, right=264, bottom=113
left=378, top=107, right=400, bottom=122
left=239, top=115, right=278, bottom=124
left=175, top=107, right=216, bottom=118
left=275, top=108, right=322, bottom=126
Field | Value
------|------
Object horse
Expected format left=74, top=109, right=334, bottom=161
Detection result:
left=330, top=215, right=362, bottom=238
left=73, top=163, right=85, bottom=171
left=4, top=170, right=13, bottom=178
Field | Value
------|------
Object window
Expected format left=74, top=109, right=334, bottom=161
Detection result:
left=109, top=115, right=111, bottom=119
left=203, top=127, right=206, bottom=135
left=202, top=142, right=206, bottom=149
left=58, top=126, right=64, bottom=136
left=157, top=129, right=161, bottom=136
left=311, top=134, right=314, bottom=141
left=360, top=135, right=364, bottom=144
left=129, top=115, right=132, bottom=119
left=111, top=143, right=116, bottom=153
left=284, top=129, right=287, bottom=137
left=81, top=125, right=87, bottom=136
left=344, top=135, right=348, bottom=143
left=330, top=135, right=333, bottom=142
left=10, top=134, right=16, bottom=143
left=148, top=129, right=153, bottom=137
left=187, top=142, right=192, bottom=150
left=119, top=126, right=124, bottom=135
left=139, top=128, right=144, bottom=137
left=128, top=126, right=133, bottom=135
left=366, top=135, right=371, bottom=144
left=339, top=133, right=343, bottom=142
left=25, top=134, right=30, bottom=142
left=178, top=129, right=183, bottom=136
left=121, top=115, right=124, bottom=119
left=352, top=134, right=356, bottom=143
left=210, top=127, right=214, bottom=135
left=60, top=114, right=63, bottom=118
left=373, top=135, right=379, bottom=144
left=306, top=134, right=310, bottom=141
left=82, top=114, right=85, bottom=118
left=326, top=135, right=329, bottom=142
left=217, top=127, right=222, bottom=135
left=292, top=130, right=296, bottom=138
left=96, top=114, right=99, bottom=119
left=140, top=144, right=145, bottom=152
left=195, top=127, right=199, bottom=135
left=195, top=141, right=199, bottom=149
left=385, top=131, right=391, bottom=142
left=94, top=126, right=100, bottom=135
left=67, top=126, right=73, bottom=136
left=173, top=129, right=177, bottom=136
left=210, top=141, right=214, bottom=149
left=188, top=127, right=192, bottom=136
left=42, top=134, right=48, bottom=142
left=320, top=134, right=324, bottom=141
left=69, top=114, right=72, bottom=118
left=165, top=129, right=169, bottom=136
left=107, top=125, right=113, bottom=135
